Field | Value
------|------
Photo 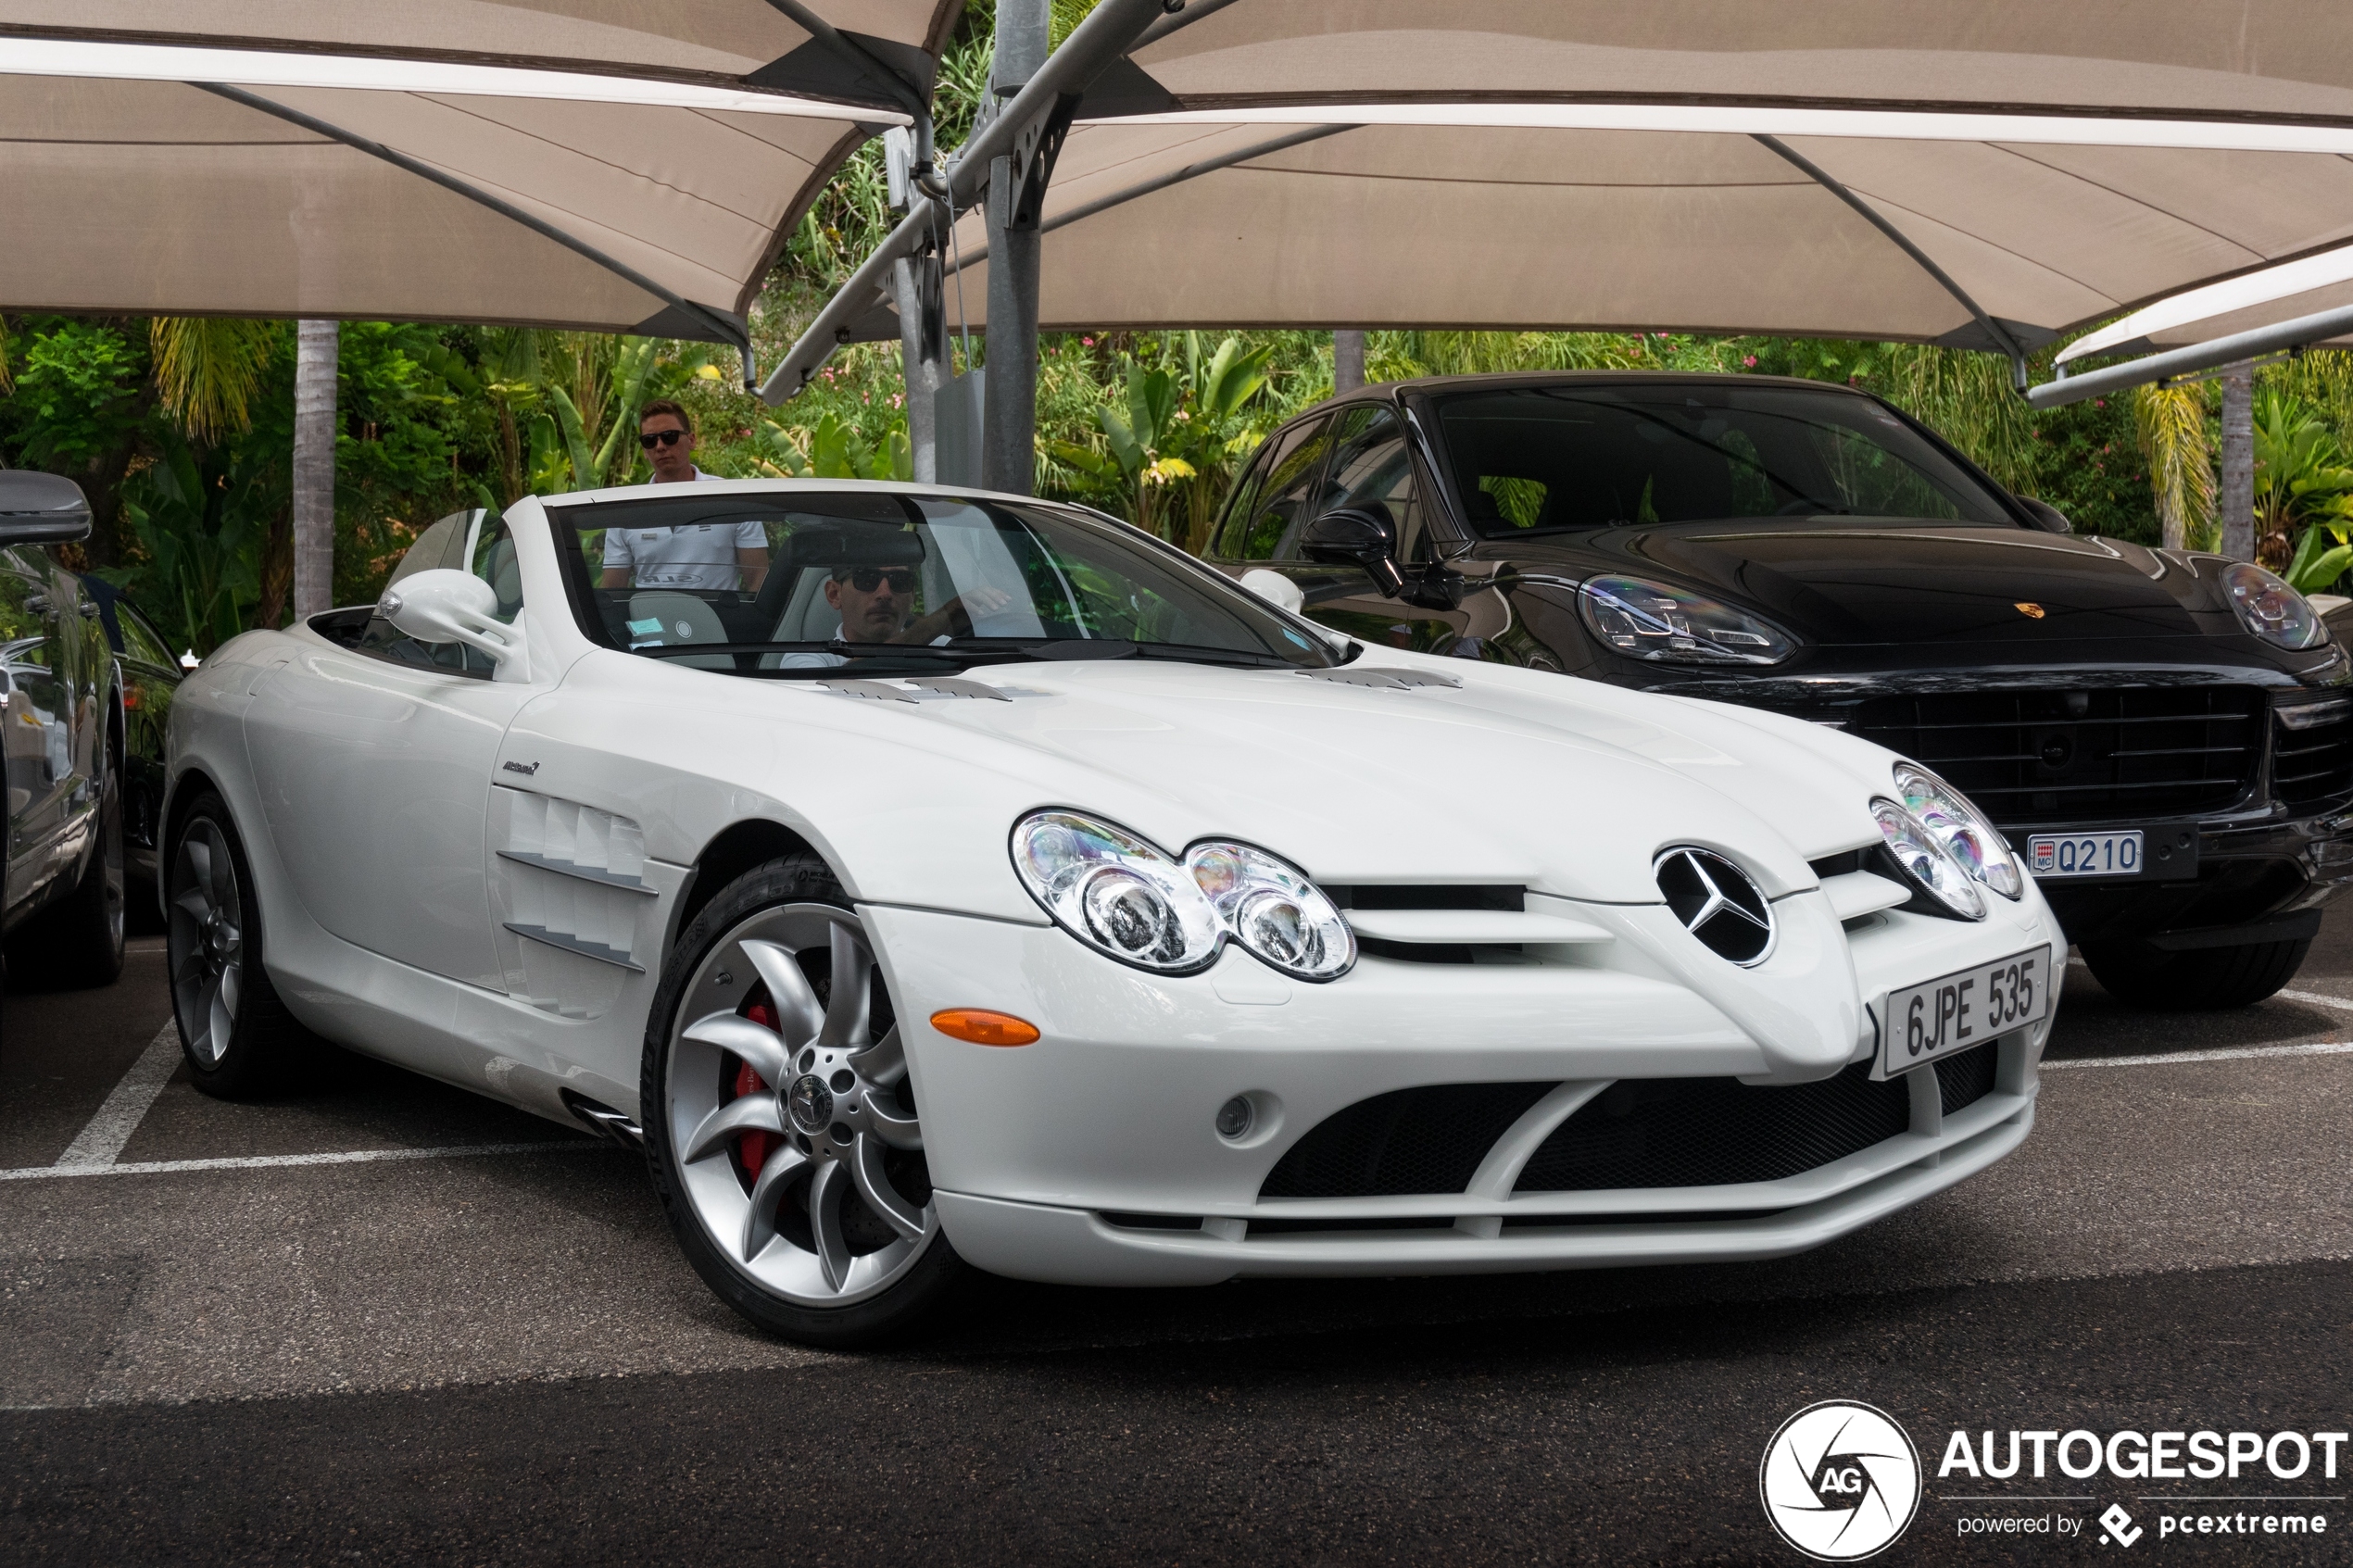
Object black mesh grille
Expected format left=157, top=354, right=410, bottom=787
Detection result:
left=1514, top=1062, right=1909, bottom=1192
left=2274, top=707, right=2353, bottom=808
left=1935, top=1043, right=1998, bottom=1115
left=1259, top=1082, right=1556, bottom=1198
left=1846, top=686, right=2262, bottom=828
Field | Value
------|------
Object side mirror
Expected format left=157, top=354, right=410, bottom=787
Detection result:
left=1301, top=506, right=1407, bottom=596
left=378, top=569, right=528, bottom=680
left=0, top=471, right=92, bottom=546
left=2020, top=497, right=2073, bottom=534
left=1239, top=569, right=1304, bottom=613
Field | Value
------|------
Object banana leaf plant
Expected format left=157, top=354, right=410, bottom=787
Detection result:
left=2256, top=389, right=2353, bottom=590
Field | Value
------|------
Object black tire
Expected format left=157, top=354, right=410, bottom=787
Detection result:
left=166, top=791, right=307, bottom=1097
left=643, top=851, right=963, bottom=1348
left=2080, top=935, right=2312, bottom=1010
left=7, top=765, right=125, bottom=988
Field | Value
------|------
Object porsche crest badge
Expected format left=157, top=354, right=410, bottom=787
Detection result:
left=2014, top=602, right=2046, bottom=619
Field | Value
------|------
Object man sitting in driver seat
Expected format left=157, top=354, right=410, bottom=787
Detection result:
left=769, top=552, right=1011, bottom=668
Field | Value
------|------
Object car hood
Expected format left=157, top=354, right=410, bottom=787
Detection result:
left=573, top=651, right=1907, bottom=920
left=1548, top=521, right=2229, bottom=646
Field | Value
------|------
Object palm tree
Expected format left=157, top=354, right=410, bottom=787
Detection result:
left=2134, top=381, right=2216, bottom=551
left=293, top=320, right=337, bottom=618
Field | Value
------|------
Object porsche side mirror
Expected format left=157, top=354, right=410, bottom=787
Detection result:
left=0, top=470, right=92, bottom=546
left=378, top=569, right=528, bottom=681
left=1301, top=506, right=1407, bottom=596
left=2020, top=497, right=2073, bottom=534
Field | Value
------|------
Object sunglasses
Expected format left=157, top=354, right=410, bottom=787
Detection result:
left=846, top=568, right=916, bottom=593
left=637, top=428, right=687, bottom=450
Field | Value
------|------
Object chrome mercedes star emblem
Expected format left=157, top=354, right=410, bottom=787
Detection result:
left=786, top=1073, right=834, bottom=1134
left=1654, top=847, right=1776, bottom=966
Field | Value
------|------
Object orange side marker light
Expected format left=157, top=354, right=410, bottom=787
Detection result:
left=930, top=1008, right=1040, bottom=1047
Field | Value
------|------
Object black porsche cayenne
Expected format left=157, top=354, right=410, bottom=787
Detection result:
left=1205, top=371, right=2353, bottom=1010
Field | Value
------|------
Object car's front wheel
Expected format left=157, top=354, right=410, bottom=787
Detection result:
left=2080, top=933, right=2312, bottom=1010
left=644, top=853, right=962, bottom=1347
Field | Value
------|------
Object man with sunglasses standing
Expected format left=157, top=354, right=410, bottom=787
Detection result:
left=598, top=400, right=769, bottom=591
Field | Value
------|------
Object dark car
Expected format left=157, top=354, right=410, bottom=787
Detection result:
left=1205, top=372, right=2353, bottom=1011
left=77, top=574, right=183, bottom=907
left=0, top=471, right=127, bottom=995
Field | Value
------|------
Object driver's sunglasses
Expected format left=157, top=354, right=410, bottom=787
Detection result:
left=848, top=568, right=917, bottom=593
left=638, top=428, right=686, bottom=449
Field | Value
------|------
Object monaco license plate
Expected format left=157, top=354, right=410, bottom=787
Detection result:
left=1876, top=948, right=2049, bottom=1080
left=2027, top=829, right=2143, bottom=880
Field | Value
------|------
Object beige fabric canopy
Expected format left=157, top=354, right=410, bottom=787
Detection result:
left=929, top=114, right=2353, bottom=349
left=0, top=3, right=961, bottom=343
left=859, top=2, right=2353, bottom=353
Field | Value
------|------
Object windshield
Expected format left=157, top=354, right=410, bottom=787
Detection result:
left=1436, top=382, right=2015, bottom=535
left=550, top=488, right=1336, bottom=676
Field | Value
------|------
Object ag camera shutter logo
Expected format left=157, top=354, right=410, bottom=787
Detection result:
left=1759, top=1400, right=1923, bottom=1561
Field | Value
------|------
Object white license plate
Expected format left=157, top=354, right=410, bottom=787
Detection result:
left=1876, top=947, right=2050, bottom=1079
left=2027, top=830, right=2144, bottom=879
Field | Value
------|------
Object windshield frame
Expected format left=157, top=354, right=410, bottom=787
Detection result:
left=543, top=485, right=1348, bottom=678
left=1417, top=377, right=2029, bottom=540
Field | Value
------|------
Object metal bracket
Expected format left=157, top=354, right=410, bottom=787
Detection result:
left=1002, top=94, right=1080, bottom=232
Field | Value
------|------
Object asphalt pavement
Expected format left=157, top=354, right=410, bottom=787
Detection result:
left=4, top=916, right=2352, bottom=1565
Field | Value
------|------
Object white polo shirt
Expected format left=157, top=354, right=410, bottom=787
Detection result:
left=602, top=470, right=763, bottom=589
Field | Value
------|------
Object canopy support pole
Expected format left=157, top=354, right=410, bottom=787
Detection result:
left=2026, top=300, right=2353, bottom=408
left=983, top=0, right=1053, bottom=495
left=196, top=82, right=759, bottom=385
left=1752, top=133, right=2030, bottom=391
left=760, top=0, right=1171, bottom=410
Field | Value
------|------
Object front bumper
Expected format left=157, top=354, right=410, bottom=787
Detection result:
left=864, top=887, right=2060, bottom=1288
left=937, top=1082, right=2032, bottom=1286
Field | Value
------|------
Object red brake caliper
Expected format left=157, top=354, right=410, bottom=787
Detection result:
left=734, top=997, right=780, bottom=1179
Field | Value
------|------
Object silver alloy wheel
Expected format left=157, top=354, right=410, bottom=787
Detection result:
left=666, top=903, right=935, bottom=1308
left=168, top=821, right=243, bottom=1064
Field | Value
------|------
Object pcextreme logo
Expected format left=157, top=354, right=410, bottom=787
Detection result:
left=1760, top=1400, right=1924, bottom=1561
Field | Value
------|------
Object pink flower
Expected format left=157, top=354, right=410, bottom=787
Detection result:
left=1742, top=355, right=1757, bottom=368
left=2094, top=398, right=2107, bottom=408
left=1082, top=336, right=1095, bottom=347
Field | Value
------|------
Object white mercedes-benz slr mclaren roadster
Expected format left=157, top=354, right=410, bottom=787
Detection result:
left=164, top=480, right=2062, bottom=1345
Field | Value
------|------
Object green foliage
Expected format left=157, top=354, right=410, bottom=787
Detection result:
left=104, top=425, right=266, bottom=656
left=13, top=320, right=149, bottom=470
left=2251, top=387, right=2353, bottom=590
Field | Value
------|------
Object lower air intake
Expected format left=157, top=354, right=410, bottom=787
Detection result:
left=1514, top=1061, right=1909, bottom=1191
left=1258, top=1081, right=1555, bottom=1198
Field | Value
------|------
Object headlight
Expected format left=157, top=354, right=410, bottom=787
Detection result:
left=1011, top=811, right=1222, bottom=973
left=1579, top=575, right=1795, bottom=665
left=1011, top=810, right=1356, bottom=981
left=1892, top=762, right=2021, bottom=900
left=1188, top=840, right=1355, bottom=980
left=1871, top=798, right=1985, bottom=920
left=2221, top=561, right=2328, bottom=650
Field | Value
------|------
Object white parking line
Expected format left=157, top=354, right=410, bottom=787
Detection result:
left=2044, top=1040, right=2353, bottom=1069
left=2275, top=988, right=2353, bottom=1012
left=52, top=1022, right=182, bottom=1169
left=0, top=1142, right=616, bottom=1183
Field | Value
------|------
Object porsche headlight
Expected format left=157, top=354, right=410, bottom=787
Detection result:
left=2221, top=561, right=2328, bottom=650
left=1011, top=811, right=1222, bottom=973
left=1871, top=798, right=1985, bottom=920
left=1892, top=762, right=2021, bottom=900
left=1188, top=841, right=1355, bottom=981
left=1579, top=575, right=1795, bottom=665
left=1011, top=811, right=1355, bottom=981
